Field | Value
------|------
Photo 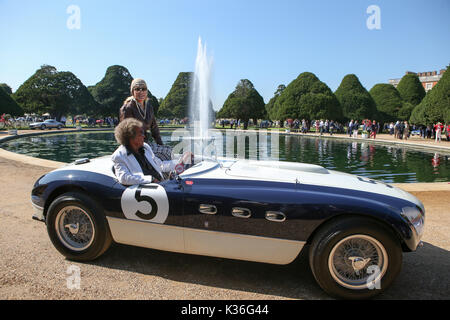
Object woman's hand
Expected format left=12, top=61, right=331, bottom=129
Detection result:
left=181, top=151, right=194, bottom=165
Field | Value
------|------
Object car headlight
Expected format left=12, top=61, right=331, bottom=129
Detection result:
left=401, top=206, right=425, bottom=237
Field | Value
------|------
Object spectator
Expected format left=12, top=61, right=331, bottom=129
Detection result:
left=403, top=121, right=409, bottom=140
left=370, top=120, right=378, bottom=139
left=352, top=120, right=359, bottom=138
left=425, top=125, right=432, bottom=139
left=389, top=122, right=394, bottom=135
left=348, top=120, right=354, bottom=137
left=329, top=120, right=335, bottom=136
left=446, top=123, right=450, bottom=142
left=434, top=122, right=444, bottom=143
left=399, top=121, right=406, bottom=139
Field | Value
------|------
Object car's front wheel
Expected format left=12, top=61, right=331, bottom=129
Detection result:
left=46, top=192, right=112, bottom=261
left=309, top=216, right=402, bottom=299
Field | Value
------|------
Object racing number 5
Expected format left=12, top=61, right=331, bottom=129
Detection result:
left=135, top=186, right=158, bottom=220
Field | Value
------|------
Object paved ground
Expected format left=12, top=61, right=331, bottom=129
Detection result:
left=0, top=153, right=449, bottom=300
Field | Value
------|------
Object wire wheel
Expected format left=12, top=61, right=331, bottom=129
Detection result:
left=55, top=205, right=95, bottom=251
left=328, top=234, right=388, bottom=290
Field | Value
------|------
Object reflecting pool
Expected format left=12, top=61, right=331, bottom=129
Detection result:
left=1, top=131, right=449, bottom=183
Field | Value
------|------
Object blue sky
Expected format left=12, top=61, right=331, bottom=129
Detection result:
left=0, top=0, right=449, bottom=111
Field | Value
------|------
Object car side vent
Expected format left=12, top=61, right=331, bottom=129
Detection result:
left=232, top=207, right=251, bottom=218
left=265, top=211, right=286, bottom=222
left=199, top=204, right=217, bottom=215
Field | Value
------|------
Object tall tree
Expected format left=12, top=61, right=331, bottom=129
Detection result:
left=410, top=68, right=449, bottom=125
left=0, top=86, right=23, bottom=116
left=369, top=83, right=403, bottom=123
left=88, top=65, right=133, bottom=117
left=13, top=65, right=98, bottom=120
left=159, top=72, right=192, bottom=119
left=335, top=74, right=377, bottom=121
left=396, top=73, right=426, bottom=106
left=0, top=83, right=13, bottom=95
left=265, top=84, right=285, bottom=120
left=397, top=102, right=415, bottom=121
left=274, top=72, right=342, bottom=122
left=218, top=79, right=266, bottom=128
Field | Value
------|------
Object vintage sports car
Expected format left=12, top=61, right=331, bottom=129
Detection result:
left=29, top=119, right=65, bottom=130
left=31, top=156, right=425, bottom=299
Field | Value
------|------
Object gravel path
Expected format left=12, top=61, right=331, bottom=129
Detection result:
left=0, top=156, right=449, bottom=300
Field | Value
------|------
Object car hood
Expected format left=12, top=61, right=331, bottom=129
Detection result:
left=186, top=159, right=424, bottom=211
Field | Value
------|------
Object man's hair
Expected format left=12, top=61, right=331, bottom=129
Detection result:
left=115, top=118, right=143, bottom=146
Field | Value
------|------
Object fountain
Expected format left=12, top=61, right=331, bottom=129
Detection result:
left=190, top=37, right=213, bottom=139
left=185, top=37, right=219, bottom=160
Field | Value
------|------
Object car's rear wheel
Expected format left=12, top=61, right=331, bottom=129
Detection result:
left=46, top=192, right=112, bottom=261
left=40, top=124, right=46, bottom=130
left=57, top=125, right=62, bottom=129
left=309, top=217, right=402, bottom=299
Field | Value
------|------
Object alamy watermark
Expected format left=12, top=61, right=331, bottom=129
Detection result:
left=366, top=5, right=381, bottom=30
left=66, top=265, right=81, bottom=290
left=170, top=126, right=280, bottom=163
left=67, top=5, right=81, bottom=30
left=366, top=265, right=382, bottom=290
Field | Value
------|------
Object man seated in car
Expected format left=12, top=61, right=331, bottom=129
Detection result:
left=112, top=118, right=192, bottom=185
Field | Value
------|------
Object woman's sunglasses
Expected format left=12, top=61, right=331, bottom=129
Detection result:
left=134, top=87, right=147, bottom=92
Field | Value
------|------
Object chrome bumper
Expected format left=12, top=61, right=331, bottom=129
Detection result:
left=32, top=201, right=45, bottom=222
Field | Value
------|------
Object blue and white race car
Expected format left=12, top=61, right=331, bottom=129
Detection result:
left=31, top=156, right=425, bottom=299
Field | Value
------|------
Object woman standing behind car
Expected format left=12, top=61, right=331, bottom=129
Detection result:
left=120, top=78, right=172, bottom=160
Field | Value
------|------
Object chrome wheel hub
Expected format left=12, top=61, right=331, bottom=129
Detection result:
left=328, top=235, right=388, bottom=290
left=55, top=206, right=95, bottom=251
left=65, top=223, right=80, bottom=235
left=348, top=256, right=371, bottom=274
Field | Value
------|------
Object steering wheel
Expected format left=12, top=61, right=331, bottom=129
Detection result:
left=169, top=154, right=195, bottom=179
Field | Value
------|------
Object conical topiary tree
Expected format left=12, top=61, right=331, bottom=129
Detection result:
left=396, top=73, right=426, bottom=106
left=410, top=67, right=449, bottom=125
left=369, top=83, right=403, bottom=123
left=274, top=72, right=342, bottom=122
left=218, top=79, right=266, bottom=128
left=265, top=84, right=285, bottom=121
left=0, top=85, right=23, bottom=116
left=0, top=83, right=13, bottom=95
left=335, top=74, right=377, bottom=121
left=158, top=72, right=193, bottom=119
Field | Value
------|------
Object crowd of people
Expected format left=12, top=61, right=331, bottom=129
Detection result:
left=217, top=117, right=450, bottom=143
left=384, top=121, right=449, bottom=142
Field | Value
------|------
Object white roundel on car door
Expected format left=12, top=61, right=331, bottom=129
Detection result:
left=120, top=184, right=169, bottom=223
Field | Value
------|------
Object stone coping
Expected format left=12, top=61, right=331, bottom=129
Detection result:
left=0, top=128, right=449, bottom=192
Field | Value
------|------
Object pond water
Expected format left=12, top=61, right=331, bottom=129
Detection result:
left=1, top=131, right=449, bottom=183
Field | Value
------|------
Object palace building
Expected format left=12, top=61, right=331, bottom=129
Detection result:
left=389, top=68, right=446, bottom=92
